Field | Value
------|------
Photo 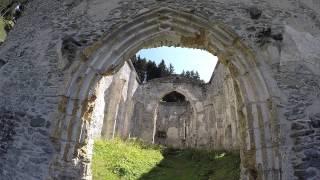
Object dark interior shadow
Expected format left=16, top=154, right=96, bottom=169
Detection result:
left=138, top=148, right=240, bottom=180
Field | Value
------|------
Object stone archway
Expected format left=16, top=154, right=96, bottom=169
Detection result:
left=50, top=7, right=280, bottom=180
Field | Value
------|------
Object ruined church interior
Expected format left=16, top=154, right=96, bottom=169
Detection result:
left=1, top=0, right=320, bottom=179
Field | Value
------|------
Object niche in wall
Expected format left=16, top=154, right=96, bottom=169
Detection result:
left=161, top=91, right=186, bottom=103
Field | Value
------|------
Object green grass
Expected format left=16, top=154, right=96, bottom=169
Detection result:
left=93, top=139, right=164, bottom=180
left=92, top=139, right=240, bottom=180
left=140, top=149, right=240, bottom=180
left=0, top=17, right=7, bottom=42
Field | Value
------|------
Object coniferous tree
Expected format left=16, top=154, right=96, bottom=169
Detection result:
left=169, top=64, right=175, bottom=74
left=131, top=55, right=147, bottom=80
left=146, top=60, right=159, bottom=80
left=158, top=60, right=167, bottom=77
left=181, top=70, right=185, bottom=77
left=132, top=55, right=203, bottom=82
left=185, top=71, right=191, bottom=78
left=190, top=70, right=195, bottom=78
left=194, top=71, right=200, bottom=80
left=180, top=70, right=202, bottom=82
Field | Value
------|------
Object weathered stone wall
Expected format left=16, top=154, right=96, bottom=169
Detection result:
left=132, top=66, right=240, bottom=151
left=131, top=76, right=208, bottom=148
left=0, top=0, right=319, bottom=179
left=204, top=63, right=240, bottom=150
left=90, top=61, right=139, bottom=140
left=154, top=101, right=192, bottom=148
left=79, top=61, right=140, bottom=178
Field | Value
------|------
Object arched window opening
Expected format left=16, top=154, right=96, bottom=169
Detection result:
left=161, top=91, right=186, bottom=103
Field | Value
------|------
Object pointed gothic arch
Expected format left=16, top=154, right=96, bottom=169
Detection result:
left=50, top=7, right=280, bottom=180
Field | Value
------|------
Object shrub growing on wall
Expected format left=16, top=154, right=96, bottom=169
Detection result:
left=0, top=0, right=27, bottom=43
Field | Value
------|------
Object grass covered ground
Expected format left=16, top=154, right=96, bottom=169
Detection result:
left=92, top=139, right=240, bottom=180
left=93, top=139, right=163, bottom=180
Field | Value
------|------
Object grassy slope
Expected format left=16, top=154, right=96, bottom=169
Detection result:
left=93, top=139, right=240, bottom=180
left=93, top=139, right=164, bottom=180
left=140, top=149, right=240, bottom=180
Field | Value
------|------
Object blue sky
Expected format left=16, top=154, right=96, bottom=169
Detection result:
left=137, top=46, right=218, bottom=82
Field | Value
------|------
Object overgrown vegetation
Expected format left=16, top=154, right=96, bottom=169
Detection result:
left=92, top=139, right=240, bottom=180
left=0, top=17, right=7, bottom=42
left=0, top=0, right=26, bottom=43
left=131, top=55, right=203, bottom=82
left=92, top=139, right=164, bottom=180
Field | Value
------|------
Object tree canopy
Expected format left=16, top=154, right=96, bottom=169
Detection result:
left=181, top=70, right=200, bottom=81
left=131, top=55, right=203, bottom=83
left=131, top=55, right=174, bottom=81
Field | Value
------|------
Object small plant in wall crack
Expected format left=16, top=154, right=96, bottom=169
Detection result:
left=256, top=27, right=283, bottom=47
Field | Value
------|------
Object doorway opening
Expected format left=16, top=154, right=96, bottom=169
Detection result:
left=51, top=7, right=277, bottom=180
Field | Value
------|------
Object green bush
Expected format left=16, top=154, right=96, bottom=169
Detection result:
left=0, top=0, right=28, bottom=10
left=0, top=0, right=28, bottom=43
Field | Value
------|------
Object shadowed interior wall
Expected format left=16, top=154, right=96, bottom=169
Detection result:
left=154, top=101, right=192, bottom=148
